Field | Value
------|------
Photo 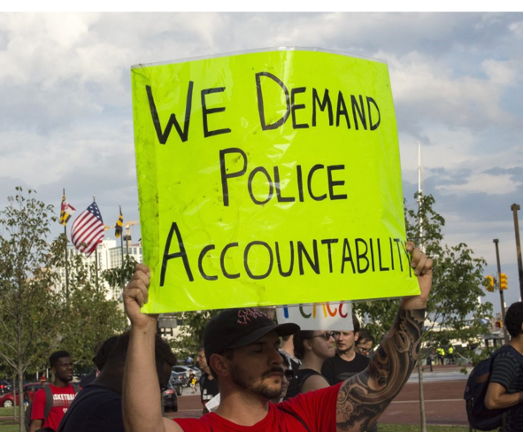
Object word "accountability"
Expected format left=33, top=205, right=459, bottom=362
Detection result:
left=160, top=222, right=412, bottom=285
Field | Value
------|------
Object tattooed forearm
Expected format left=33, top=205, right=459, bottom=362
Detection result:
left=336, top=308, right=425, bottom=432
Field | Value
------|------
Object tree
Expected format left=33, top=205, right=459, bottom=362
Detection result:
left=0, top=187, right=63, bottom=431
left=170, top=310, right=221, bottom=361
left=353, top=193, right=492, bottom=432
left=102, top=253, right=138, bottom=294
left=56, top=247, right=127, bottom=371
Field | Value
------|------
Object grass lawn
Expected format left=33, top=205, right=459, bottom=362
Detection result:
left=0, top=408, right=495, bottom=432
left=0, top=406, right=23, bottom=432
left=380, top=425, right=476, bottom=432
left=0, top=414, right=481, bottom=432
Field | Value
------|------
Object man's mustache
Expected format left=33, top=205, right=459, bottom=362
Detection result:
left=262, top=366, right=284, bottom=378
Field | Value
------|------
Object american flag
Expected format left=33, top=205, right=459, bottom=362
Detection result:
left=71, top=202, right=105, bottom=257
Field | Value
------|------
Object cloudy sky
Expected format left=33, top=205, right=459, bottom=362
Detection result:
left=0, top=11, right=522, bottom=309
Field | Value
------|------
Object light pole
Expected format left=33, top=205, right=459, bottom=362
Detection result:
left=493, top=239, right=509, bottom=344
left=510, top=204, right=523, bottom=300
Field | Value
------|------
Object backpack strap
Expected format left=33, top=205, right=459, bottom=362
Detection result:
left=277, top=406, right=311, bottom=432
left=42, top=384, right=53, bottom=422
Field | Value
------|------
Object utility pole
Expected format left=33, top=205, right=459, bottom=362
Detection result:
left=493, top=239, right=509, bottom=344
left=510, top=204, right=523, bottom=300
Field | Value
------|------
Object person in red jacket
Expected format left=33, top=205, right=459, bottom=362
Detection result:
left=30, top=351, right=77, bottom=432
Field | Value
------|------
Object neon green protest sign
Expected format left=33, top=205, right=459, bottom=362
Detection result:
left=131, top=48, right=419, bottom=313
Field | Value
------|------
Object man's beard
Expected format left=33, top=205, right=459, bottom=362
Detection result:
left=230, top=364, right=282, bottom=399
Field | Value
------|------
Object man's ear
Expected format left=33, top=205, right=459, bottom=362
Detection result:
left=209, top=354, right=231, bottom=379
left=354, top=332, right=359, bottom=342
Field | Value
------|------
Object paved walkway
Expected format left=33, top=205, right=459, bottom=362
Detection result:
left=171, top=373, right=471, bottom=425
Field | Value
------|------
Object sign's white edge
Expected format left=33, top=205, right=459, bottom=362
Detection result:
left=131, top=46, right=387, bottom=69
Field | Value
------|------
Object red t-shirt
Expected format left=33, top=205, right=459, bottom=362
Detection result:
left=31, top=383, right=77, bottom=431
left=174, top=382, right=341, bottom=432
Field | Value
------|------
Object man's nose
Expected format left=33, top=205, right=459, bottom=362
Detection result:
left=270, top=349, right=283, bottom=365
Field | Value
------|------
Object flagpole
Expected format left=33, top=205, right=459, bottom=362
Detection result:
left=63, top=188, right=70, bottom=305
left=119, top=205, right=125, bottom=290
left=93, top=195, right=99, bottom=293
left=418, top=142, right=426, bottom=253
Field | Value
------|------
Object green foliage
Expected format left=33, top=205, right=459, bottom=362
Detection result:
left=354, top=193, right=492, bottom=355
left=170, top=310, right=221, bottom=360
left=101, top=253, right=138, bottom=296
left=53, top=237, right=127, bottom=370
left=0, top=188, right=63, bottom=369
left=0, top=187, right=127, bottom=379
left=0, top=187, right=64, bottom=428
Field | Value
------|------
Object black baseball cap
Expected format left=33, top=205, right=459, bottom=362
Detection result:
left=204, top=308, right=300, bottom=365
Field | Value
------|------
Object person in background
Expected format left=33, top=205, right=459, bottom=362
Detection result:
left=270, top=352, right=294, bottom=403
left=355, top=328, right=374, bottom=358
left=30, top=351, right=77, bottom=432
left=79, top=336, right=119, bottom=388
left=196, top=346, right=219, bottom=414
left=321, top=314, right=369, bottom=385
left=287, top=330, right=335, bottom=397
left=437, top=347, right=445, bottom=365
left=57, top=331, right=176, bottom=432
left=485, top=301, right=522, bottom=432
left=447, top=346, right=454, bottom=365
left=354, top=329, right=379, bottom=432
left=188, top=371, right=197, bottom=394
left=280, top=335, right=301, bottom=401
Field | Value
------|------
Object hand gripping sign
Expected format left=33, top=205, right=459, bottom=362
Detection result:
left=131, top=48, right=419, bottom=313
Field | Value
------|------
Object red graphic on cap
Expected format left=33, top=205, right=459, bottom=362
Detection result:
left=237, top=308, right=267, bottom=325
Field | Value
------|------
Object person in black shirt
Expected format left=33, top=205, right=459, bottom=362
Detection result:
left=57, top=332, right=176, bottom=432
left=485, top=302, right=523, bottom=432
left=196, top=346, right=219, bottom=414
left=321, top=314, right=370, bottom=385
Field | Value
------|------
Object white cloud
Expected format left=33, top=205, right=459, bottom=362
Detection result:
left=508, top=19, right=523, bottom=36
left=384, top=50, right=519, bottom=130
left=481, top=58, right=520, bottom=86
left=436, top=173, right=517, bottom=195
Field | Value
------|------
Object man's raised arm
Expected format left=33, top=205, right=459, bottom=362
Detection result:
left=336, top=242, right=433, bottom=432
left=122, top=264, right=182, bottom=432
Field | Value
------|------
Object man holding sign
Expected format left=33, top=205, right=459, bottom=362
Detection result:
left=122, top=242, right=432, bottom=432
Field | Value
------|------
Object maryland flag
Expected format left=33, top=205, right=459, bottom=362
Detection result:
left=115, top=209, right=124, bottom=238
left=59, top=192, right=76, bottom=226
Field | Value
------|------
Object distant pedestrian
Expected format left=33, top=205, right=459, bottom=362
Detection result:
left=437, top=347, right=445, bottom=365
left=447, top=346, right=454, bottom=365
left=356, top=328, right=375, bottom=357
left=485, top=302, right=522, bottom=432
left=196, top=347, right=219, bottom=414
left=188, top=371, right=197, bottom=393
left=29, top=351, right=78, bottom=432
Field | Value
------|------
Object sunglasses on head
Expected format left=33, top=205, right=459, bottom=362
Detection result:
left=284, top=369, right=294, bottom=380
left=310, top=332, right=335, bottom=341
